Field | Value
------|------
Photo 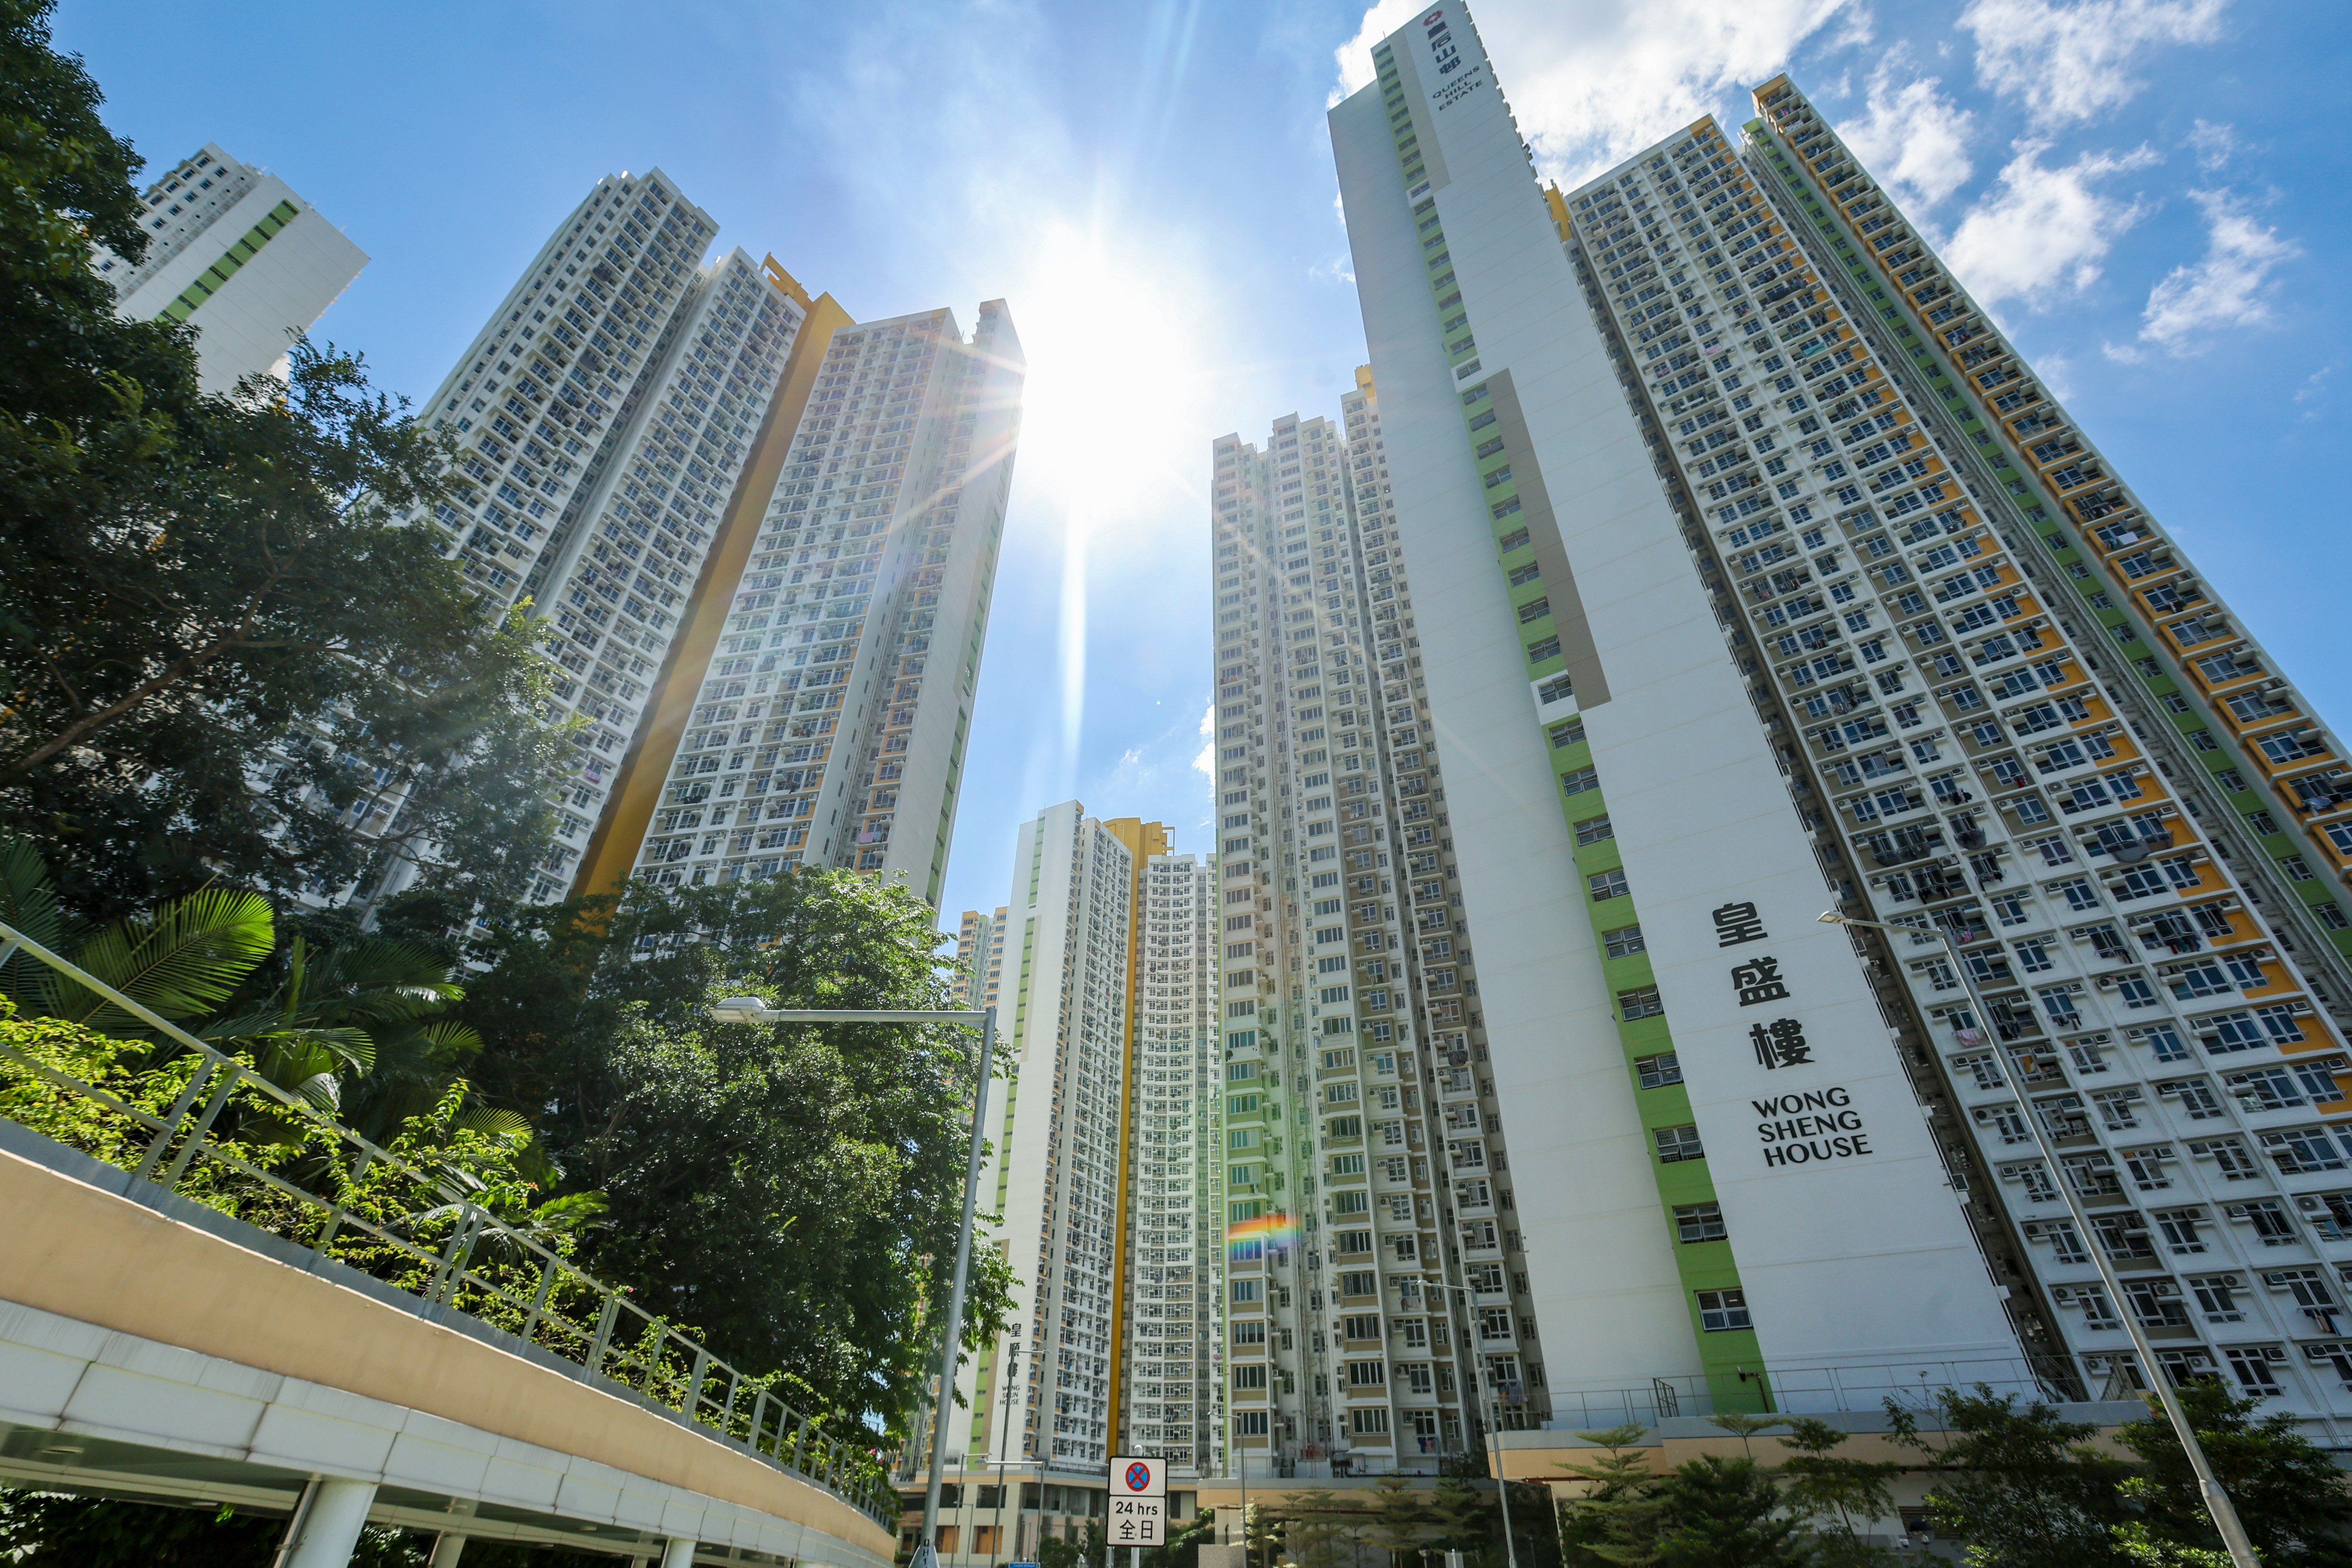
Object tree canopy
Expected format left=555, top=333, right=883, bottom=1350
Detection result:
left=0, top=0, right=1003, bottom=1481
left=1888, top=1382, right=2352, bottom=1568
left=0, top=0, right=572, bottom=926
left=455, top=870, right=1015, bottom=1442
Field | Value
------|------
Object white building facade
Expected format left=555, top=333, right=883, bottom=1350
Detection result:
left=1120, top=849, right=1223, bottom=1475
left=627, top=303, right=1025, bottom=901
left=1327, top=4, right=2030, bottom=1422
left=957, top=802, right=1137, bottom=1473
left=96, top=142, right=366, bottom=393
left=1319, top=1, right=2352, bottom=1437
left=1714, top=84, right=2349, bottom=1419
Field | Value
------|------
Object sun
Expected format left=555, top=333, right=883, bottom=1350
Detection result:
left=1008, top=221, right=1206, bottom=536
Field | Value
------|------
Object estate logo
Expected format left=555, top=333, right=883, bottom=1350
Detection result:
left=1423, top=7, right=1461, bottom=74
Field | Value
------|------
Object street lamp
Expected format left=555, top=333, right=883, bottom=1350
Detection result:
left=712, top=998, right=997, bottom=1568
left=1230, top=1407, right=1249, bottom=1568
left=1431, top=1281, right=1521, bottom=1568
left=993, top=1337, right=1021, bottom=1566
left=1815, top=912, right=2260, bottom=1568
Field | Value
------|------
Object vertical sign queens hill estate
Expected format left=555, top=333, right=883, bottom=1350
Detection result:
left=1710, top=901, right=1874, bottom=1169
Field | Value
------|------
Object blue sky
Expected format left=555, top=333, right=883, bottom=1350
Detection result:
left=57, top=0, right=2351, bottom=932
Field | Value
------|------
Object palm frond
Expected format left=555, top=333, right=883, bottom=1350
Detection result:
left=286, top=1070, right=343, bottom=1114
left=418, top=1019, right=485, bottom=1063
left=528, top=1191, right=608, bottom=1234
left=59, top=888, right=274, bottom=1030
left=0, top=833, right=65, bottom=957
left=455, top=1106, right=532, bottom=1140
left=201, top=1006, right=304, bottom=1042
left=303, top=938, right=462, bottom=1019
left=247, top=1026, right=377, bottom=1077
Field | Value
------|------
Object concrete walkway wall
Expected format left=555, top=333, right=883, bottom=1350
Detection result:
left=0, top=1142, right=895, bottom=1565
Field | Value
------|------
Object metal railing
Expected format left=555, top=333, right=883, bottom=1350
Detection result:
left=1541, top=1354, right=2082, bottom=1430
left=0, top=919, right=895, bottom=1528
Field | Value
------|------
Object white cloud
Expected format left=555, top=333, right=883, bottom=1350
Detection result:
left=1333, top=0, right=1422, bottom=101
left=1334, top=0, right=1861, bottom=184
left=1838, top=64, right=1975, bottom=210
left=1944, top=141, right=2156, bottom=307
left=1961, top=0, right=2227, bottom=126
left=2125, top=188, right=2299, bottom=356
left=2186, top=118, right=2241, bottom=171
left=2295, top=365, right=2333, bottom=420
left=1087, top=700, right=1219, bottom=839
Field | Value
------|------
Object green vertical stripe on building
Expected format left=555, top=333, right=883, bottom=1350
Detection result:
left=156, top=199, right=302, bottom=324
left=1376, top=69, right=1768, bottom=1410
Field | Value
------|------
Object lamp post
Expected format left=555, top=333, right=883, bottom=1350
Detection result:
left=1814, top=912, right=2260, bottom=1568
left=994, top=1337, right=1020, bottom=1566
left=712, top=998, right=997, bottom=1568
left=1431, top=1281, right=1520, bottom=1568
left=1231, top=1406, right=1249, bottom=1568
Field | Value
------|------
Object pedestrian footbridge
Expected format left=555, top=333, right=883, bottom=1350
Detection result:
left=0, top=923, right=899, bottom=1566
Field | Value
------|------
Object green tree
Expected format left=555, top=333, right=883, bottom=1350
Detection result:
left=1244, top=1499, right=1288, bottom=1568
left=1558, top=1425, right=1662, bottom=1568
left=1886, top=1386, right=2129, bottom=1568
left=0, top=833, right=505, bottom=1147
left=1706, top=1414, right=1787, bottom=1462
left=0, top=831, right=273, bottom=1035
left=1150, top=1509, right=1219, bottom=1568
left=0, top=1494, right=435, bottom=1566
left=0, top=0, right=574, bottom=927
left=455, top=870, right=1014, bottom=1445
left=1650, top=1455, right=1812, bottom=1568
left=1775, top=1418, right=1898, bottom=1568
left=1280, top=1493, right=1343, bottom=1568
left=1429, top=1475, right=1495, bottom=1559
left=0, top=1493, right=281, bottom=1565
left=2112, top=1380, right=2352, bottom=1565
left=1369, top=1476, right=1431, bottom=1568
left=2107, top=1523, right=2234, bottom=1568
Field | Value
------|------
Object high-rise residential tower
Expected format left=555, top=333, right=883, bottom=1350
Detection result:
left=957, top=906, right=1008, bottom=1010
left=1211, top=374, right=1547, bottom=1477
left=1118, top=845, right=1222, bottom=1474
left=1746, top=81, right=2352, bottom=971
left=339, top=170, right=1019, bottom=913
left=1324, top=1, right=2352, bottom=1428
left=960, top=802, right=1140, bottom=1475
left=366, top=170, right=822, bottom=903
left=908, top=813, right=1222, bottom=1561
left=95, top=142, right=367, bottom=393
left=607, top=304, right=1025, bottom=901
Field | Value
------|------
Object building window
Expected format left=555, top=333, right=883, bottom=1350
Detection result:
left=1618, top=986, right=1664, bottom=1021
left=2224, top=1345, right=2285, bottom=1397
left=1697, top=1288, right=1751, bottom=1333
left=1635, top=1052, right=1681, bottom=1089
left=1674, top=1201, right=1726, bottom=1243
left=1655, top=1124, right=1705, bottom=1164
left=1589, top=868, right=1629, bottom=901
